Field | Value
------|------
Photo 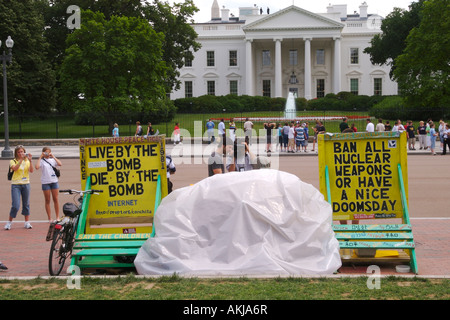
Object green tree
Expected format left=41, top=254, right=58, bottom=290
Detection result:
left=394, top=0, right=450, bottom=108
left=363, top=1, right=425, bottom=78
left=59, top=10, right=169, bottom=130
left=41, top=0, right=200, bottom=107
left=142, top=0, right=201, bottom=92
left=0, top=0, right=56, bottom=115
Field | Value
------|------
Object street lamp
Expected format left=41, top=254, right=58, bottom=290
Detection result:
left=1, top=36, right=14, bottom=158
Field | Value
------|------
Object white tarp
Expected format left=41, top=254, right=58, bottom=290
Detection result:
left=134, top=169, right=341, bottom=276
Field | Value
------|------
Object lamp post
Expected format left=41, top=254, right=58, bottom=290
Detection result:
left=1, top=36, right=14, bottom=158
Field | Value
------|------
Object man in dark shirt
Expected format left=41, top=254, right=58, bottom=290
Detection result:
left=339, top=117, right=349, bottom=132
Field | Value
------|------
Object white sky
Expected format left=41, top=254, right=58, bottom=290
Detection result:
left=183, top=0, right=415, bottom=22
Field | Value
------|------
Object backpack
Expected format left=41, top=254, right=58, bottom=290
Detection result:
left=7, top=160, right=17, bottom=181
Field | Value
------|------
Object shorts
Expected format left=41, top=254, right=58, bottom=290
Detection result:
left=42, top=182, right=59, bottom=191
left=288, top=138, right=295, bottom=148
left=295, top=140, right=305, bottom=147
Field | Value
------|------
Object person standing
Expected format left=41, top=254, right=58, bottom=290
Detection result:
left=173, top=122, right=181, bottom=145
left=166, top=155, right=176, bottom=193
left=208, top=138, right=225, bottom=176
left=5, top=146, right=34, bottom=230
left=442, top=123, right=450, bottom=155
left=429, top=122, right=438, bottom=155
left=35, top=147, right=62, bottom=222
left=384, top=121, right=392, bottom=131
left=228, top=118, right=236, bottom=143
left=112, top=123, right=119, bottom=137
left=294, top=122, right=305, bottom=153
left=288, top=122, right=296, bottom=153
left=218, top=119, right=226, bottom=152
left=206, top=119, right=215, bottom=143
left=417, top=121, right=427, bottom=150
left=438, top=120, right=445, bottom=151
left=406, top=120, right=416, bottom=150
left=365, top=118, right=374, bottom=133
left=339, top=117, right=349, bottom=132
left=264, top=122, right=276, bottom=152
left=146, top=122, right=155, bottom=136
left=243, top=118, right=253, bottom=145
left=282, top=122, right=290, bottom=152
left=135, top=121, right=143, bottom=136
left=376, top=119, right=385, bottom=132
left=312, top=120, right=321, bottom=152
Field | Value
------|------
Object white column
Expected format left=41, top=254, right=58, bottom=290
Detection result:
left=274, top=38, right=282, bottom=97
left=304, top=37, right=312, bottom=100
left=245, top=39, right=254, bottom=96
left=333, top=36, right=341, bottom=94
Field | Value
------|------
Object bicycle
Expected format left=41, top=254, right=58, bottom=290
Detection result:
left=48, top=188, right=102, bottom=276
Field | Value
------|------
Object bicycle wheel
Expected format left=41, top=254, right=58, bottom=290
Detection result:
left=49, top=229, right=67, bottom=276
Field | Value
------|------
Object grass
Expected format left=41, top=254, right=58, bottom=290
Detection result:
left=0, top=275, right=448, bottom=300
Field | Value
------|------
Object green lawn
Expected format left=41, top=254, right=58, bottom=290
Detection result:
left=0, top=275, right=447, bottom=300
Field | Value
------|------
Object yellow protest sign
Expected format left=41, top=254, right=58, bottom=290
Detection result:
left=79, top=136, right=168, bottom=234
left=318, top=132, right=408, bottom=221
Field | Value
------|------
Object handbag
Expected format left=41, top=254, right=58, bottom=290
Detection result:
left=42, top=158, right=60, bottom=178
left=7, top=160, right=16, bottom=181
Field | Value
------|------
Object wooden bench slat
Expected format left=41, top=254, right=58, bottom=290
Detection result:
left=336, top=232, right=414, bottom=240
left=338, top=241, right=415, bottom=249
left=333, top=224, right=412, bottom=232
left=73, top=240, right=146, bottom=249
left=73, top=248, right=140, bottom=256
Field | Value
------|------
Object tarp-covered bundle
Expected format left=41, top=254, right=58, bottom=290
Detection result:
left=134, top=169, right=341, bottom=276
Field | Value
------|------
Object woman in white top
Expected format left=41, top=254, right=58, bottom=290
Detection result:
left=35, top=147, right=62, bottom=222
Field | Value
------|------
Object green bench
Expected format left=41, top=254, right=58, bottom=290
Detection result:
left=69, top=175, right=162, bottom=272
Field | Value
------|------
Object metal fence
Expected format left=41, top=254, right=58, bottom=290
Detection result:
left=0, top=110, right=446, bottom=140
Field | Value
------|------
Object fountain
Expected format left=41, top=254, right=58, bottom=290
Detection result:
left=284, top=92, right=296, bottom=119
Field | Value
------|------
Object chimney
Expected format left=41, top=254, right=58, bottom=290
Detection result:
left=221, top=7, right=230, bottom=22
left=359, top=2, right=368, bottom=18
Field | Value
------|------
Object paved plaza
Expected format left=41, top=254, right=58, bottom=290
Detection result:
left=0, top=139, right=449, bottom=277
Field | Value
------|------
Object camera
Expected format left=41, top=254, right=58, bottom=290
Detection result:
left=44, top=152, right=49, bottom=156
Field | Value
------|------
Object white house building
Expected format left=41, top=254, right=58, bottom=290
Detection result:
left=170, top=1, right=397, bottom=100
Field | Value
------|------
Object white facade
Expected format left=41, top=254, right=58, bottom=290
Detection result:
left=170, top=1, right=397, bottom=100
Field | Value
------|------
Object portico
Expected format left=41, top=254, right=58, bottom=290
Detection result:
left=243, top=6, right=344, bottom=98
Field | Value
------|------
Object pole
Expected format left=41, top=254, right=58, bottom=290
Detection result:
left=2, top=49, right=13, bottom=158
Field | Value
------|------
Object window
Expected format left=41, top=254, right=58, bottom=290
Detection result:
left=207, top=51, right=215, bottom=67
left=262, top=80, right=271, bottom=97
left=230, top=80, right=238, bottom=95
left=184, top=52, right=192, bottom=67
left=229, top=50, right=237, bottom=66
left=374, top=78, right=382, bottom=96
left=316, top=49, right=325, bottom=65
left=350, top=78, right=359, bottom=95
left=262, top=50, right=271, bottom=66
left=184, top=81, right=193, bottom=98
left=350, top=48, right=359, bottom=64
left=207, top=81, right=215, bottom=96
left=316, top=79, right=325, bottom=98
left=289, top=50, right=298, bottom=66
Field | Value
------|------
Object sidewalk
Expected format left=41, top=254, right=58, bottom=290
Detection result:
left=1, top=137, right=445, bottom=159
left=0, top=138, right=448, bottom=278
left=0, top=218, right=449, bottom=278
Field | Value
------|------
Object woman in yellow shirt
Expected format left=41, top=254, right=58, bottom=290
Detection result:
left=5, top=146, right=34, bottom=230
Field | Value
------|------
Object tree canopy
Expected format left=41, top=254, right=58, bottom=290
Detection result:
left=363, top=1, right=425, bottom=79
left=393, top=0, right=450, bottom=108
left=59, top=10, right=170, bottom=128
left=0, top=0, right=56, bottom=114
